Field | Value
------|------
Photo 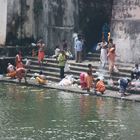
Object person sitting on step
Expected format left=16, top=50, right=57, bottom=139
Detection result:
left=6, top=63, right=16, bottom=78
left=36, top=71, right=47, bottom=84
left=52, top=45, right=60, bottom=59
left=131, top=64, right=140, bottom=80
left=95, top=78, right=106, bottom=94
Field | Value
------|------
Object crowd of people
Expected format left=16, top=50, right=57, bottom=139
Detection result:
left=6, top=50, right=28, bottom=83
left=4, top=36, right=140, bottom=97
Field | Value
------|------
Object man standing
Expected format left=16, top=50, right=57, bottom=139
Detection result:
left=57, top=50, right=67, bottom=79
left=75, top=35, right=83, bottom=63
left=73, top=33, right=78, bottom=59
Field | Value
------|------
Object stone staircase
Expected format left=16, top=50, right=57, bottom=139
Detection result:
left=24, top=52, right=140, bottom=94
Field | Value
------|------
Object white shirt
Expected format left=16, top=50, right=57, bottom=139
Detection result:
left=75, top=40, right=83, bottom=51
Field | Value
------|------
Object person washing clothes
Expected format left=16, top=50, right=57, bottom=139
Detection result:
left=6, top=63, right=16, bottom=78
left=36, top=71, right=47, bottom=84
left=118, top=78, right=131, bottom=97
left=95, top=78, right=106, bottom=94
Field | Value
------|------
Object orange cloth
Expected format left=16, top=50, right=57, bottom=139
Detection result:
left=16, top=67, right=26, bottom=80
left=37, top=43, right=45, bottom=62
left=85, top=75, right=94, bottom=89
left=36, top=77, right=46, bottom=84
left=6, top=71, right=16, bottom=78
left=16, top=62, right=25, bottom=69
left=15, top=54, right=22, bottom=68
left=107, top=49, right=116, bottom=72
left=38, top=51, right=45, bottom=62
left=96, top=80, right=106, bottom=93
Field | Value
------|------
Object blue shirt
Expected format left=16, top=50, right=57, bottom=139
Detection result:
left=119, top=78, right=129, bottom=90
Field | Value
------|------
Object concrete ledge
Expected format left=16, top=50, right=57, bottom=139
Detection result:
left=0, top=77, right=140, bottom=103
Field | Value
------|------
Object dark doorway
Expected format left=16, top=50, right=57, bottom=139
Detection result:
left=78, top=0, right=113, bottom=52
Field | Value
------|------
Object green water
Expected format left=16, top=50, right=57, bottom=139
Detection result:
left=0, top=83, right=140, bottom=140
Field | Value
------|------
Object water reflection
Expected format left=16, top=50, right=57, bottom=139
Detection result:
left=0, top=83, right=140, bottom=139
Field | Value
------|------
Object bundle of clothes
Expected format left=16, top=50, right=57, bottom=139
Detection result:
left=58, top=75, right=77, bottom=86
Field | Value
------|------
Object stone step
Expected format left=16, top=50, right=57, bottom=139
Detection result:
left=69, top=65, right=130, bottom=77
left=27, top=73, right=60, bottom=82
left=28, top=66, right=131, bottom=82
left=28, top=57, right=133, bottom=74
left=27, top=65, right=60, bottom=72
left=27, top=57, right=134, bottom=76
left=26, top=73, right=140, bottom=94
left=26, top=66, right=128, bottom=85
left=22, top=56, right=139, bottom=94
left=86, top=52, right=100, bottom=57
left=28, top=61, right=131, bottom=80
left=86, top=57, right=100, bottom=61
left=27, top=56, right=134, bottom=68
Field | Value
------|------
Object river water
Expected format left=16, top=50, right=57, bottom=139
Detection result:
left=0, top=83, right=140, bottom=140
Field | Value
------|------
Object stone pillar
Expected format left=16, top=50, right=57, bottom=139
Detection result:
left=111, top=0, right=140, bottom=63
left=41, top=0, right=79, bottom=54
left=0, top=0, right=7, bottom=45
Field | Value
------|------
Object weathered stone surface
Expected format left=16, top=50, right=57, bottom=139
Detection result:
left=111, top=0, right=140, bottom=63
left=0, top=78, right=140, bottom=102
left=0, top=0, right=7, bottom=45
left=0, top=0, right=140, bottom=62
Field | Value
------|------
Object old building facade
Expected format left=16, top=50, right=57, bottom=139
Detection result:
left=0, top=0, right=140, bottom=63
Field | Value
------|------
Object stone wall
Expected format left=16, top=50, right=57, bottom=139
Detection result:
left=45, top=0, right=79, bottom=53
left=5, top=0, right=79, bottom=55
left=1, top=0, right=140, bottom=62
left=6, top=0, right=35, bottom=46
left=0, top=0, right=7, bottom=45
left=111, top=0, right=140, bottom=63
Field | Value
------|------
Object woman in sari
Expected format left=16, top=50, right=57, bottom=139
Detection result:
left=107, top=47, right=116, bottom=76
left=15, top=51, right=27, bottom=83
left=37, top=39, right=45, bottom=68
left=15, top=50, right=22, bottom=69
left=85, top=70, right=94, bottom=92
